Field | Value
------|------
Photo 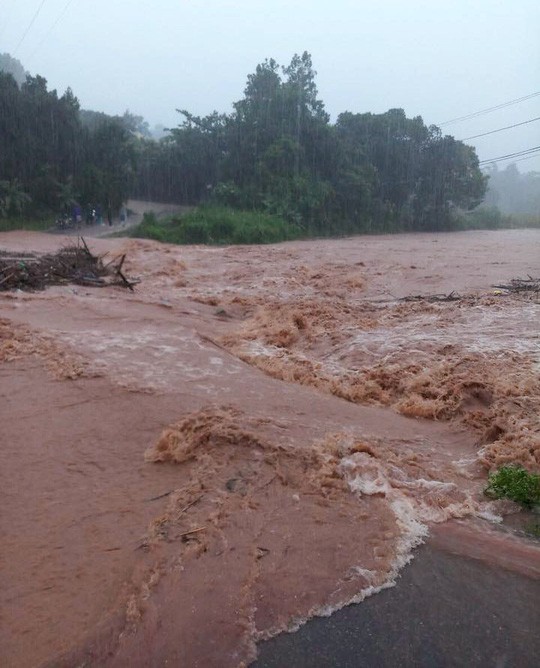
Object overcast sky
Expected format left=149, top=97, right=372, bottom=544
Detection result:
left=2, top=0, right=539, bottom=169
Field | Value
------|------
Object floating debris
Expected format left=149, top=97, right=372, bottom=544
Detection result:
left=0, top=237, right=138, bottom=292
left=492, top=276, right=540, bottom=294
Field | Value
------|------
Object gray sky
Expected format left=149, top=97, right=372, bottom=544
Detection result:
left=2, top=0, right=539, bottom=170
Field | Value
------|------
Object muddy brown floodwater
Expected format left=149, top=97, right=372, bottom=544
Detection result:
left=0, top=228, right=539, bottom=667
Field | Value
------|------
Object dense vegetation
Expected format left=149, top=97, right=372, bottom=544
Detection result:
left=3, top=50, right=538, bottom=239
left=485, top=466, right=540, bottom=508
left=132, top=53, right=487, bottom=235
left=0, top=54, right=135, bottom=224
left=130, top=208, right=300, bottom=245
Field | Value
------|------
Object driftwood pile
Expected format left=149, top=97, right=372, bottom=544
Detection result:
left=492, top=276, right=540, bottom=294
left=399, top=277, right=540, bottom=303
left=0, top=238, right=138, bottom=292
left=400, top=291, right=462, bottom=303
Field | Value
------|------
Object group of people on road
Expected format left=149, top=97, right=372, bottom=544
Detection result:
left=57, top=203, right=128, bottom=230
left=72, top=203, right=110, bottom=227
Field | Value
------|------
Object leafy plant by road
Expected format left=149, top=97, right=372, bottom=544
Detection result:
left=129, top=207, right=301, bottom=245
left=485, top=466, right=540, bottom=508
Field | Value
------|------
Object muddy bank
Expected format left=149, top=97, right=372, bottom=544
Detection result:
left=0, top=228, right=538, bottom=666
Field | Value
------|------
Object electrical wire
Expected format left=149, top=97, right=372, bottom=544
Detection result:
left=504, top=153, right=537, bottom=162
left=26, top=0, right=78, bottom=62
left=479, top=146, right=540, bottom=164
left=439, top=92, right=540, bottom=127
left=460, top=116, right=540, bottom=141
left=13, top=0, right=48, bottom=55
left=480, top=146, right=540, bottom=163
left=505, top=153, right=540, bottom=166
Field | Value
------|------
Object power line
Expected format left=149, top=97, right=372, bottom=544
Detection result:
left=479, top=146, right=540, bottom=164
left=439, top=91, right=540, bottom=127
left=505, top=153, right=540, bottom=166
left=460, top=116, right=540, bottom=141
left=13, top=0, right=48, bottom=56
left=482, top=152, right=540, bottom=168
left=480, top=146, right=540, bottom=163
left=27, top=0, right=78, bottom=62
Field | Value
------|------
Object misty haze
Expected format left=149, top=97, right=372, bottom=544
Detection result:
left=1, top=2, right=539, bottom=667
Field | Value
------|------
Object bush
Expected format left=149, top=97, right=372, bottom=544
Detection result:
left=453, top=206, right=508, bottom=230
left=453, top=207, right=540, bottom=231
left=504, top=213, right=540, bottom=229
left=485, top=466, right=540, bottom=508
left=129, top=205, right=302, bottom=246
left=525, top=521, right=540, bottom=539
left=129, top=212, right=168, bottom=242
left=0, top=216, right=53, bottom=232
left=180, top=219, right=211, bottom=244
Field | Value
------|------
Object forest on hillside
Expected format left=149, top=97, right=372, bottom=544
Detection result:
left=1, top=50, right=536, bottom=237
left=484, top=163, right=540, bottom=216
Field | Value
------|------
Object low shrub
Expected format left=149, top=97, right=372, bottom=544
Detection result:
left=127, top=212, right=169, bottom=242
left=485, top=466, right=540, bottom=508
left=525, top=521, right=540, bottom=539
left=180, top=219, right=211, bottom=244
left=0, top=216, right=53, bottom=232
left=129, top=206, right=302, bottom=245
left=453, top=207, right=540, bottom=231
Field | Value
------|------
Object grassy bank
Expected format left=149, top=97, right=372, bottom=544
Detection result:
left=3, top=206, right=538, bottom=240
left=455, top=207, right=540, bottom=230
left=128, top=206, right=302, bottom=245
left=0, top=216, right=53, bottom=232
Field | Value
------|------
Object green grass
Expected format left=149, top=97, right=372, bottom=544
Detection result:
left=128, top=206, right=302, bottom=245
left=503, top=213, right=540, bottom=229
left=485, top=466, right=540, bottom=508
left=455, top=207, right=540, bottom=231
left=0, top=216, right=54, bottom=232
left=524, top=520, right=540, bottom=539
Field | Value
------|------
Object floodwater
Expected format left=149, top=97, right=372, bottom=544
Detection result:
left=0, top=228, right=539, bottom=666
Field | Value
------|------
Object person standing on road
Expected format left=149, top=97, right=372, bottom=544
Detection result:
left=73, top=203, right=82, bottom=228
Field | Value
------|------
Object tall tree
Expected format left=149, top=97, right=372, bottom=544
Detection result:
left=132, top=52, right=488, bottom=233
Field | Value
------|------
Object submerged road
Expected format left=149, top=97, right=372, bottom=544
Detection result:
left=255, top=544, right=540, bottom=667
